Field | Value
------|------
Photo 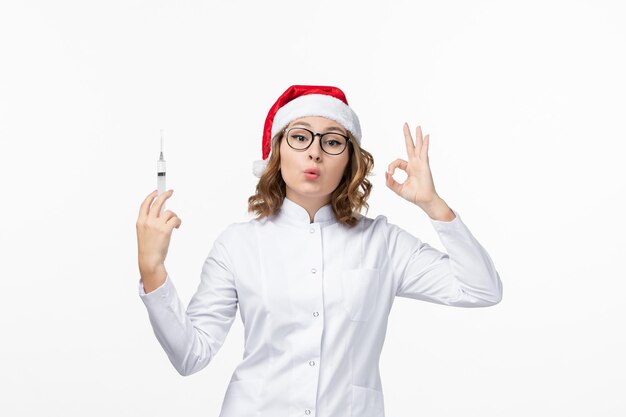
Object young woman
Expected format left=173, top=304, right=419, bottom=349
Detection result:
left=136, top=85, right=503, bottom=417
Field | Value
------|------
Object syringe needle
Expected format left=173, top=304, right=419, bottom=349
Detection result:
left=160, top=129, right=165, bottom=158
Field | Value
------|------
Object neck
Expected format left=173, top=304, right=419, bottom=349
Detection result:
left=285, top=192, right=331, bottom=223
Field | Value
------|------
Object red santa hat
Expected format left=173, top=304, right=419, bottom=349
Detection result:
left=253, top=85, right=362, bottom=178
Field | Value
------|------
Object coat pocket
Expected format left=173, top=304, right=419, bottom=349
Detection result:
left=340, top=268, right=380, bottom=322
left=219, top=378, right=263, bottom=417
left=351, top=384, right=385, bottom=416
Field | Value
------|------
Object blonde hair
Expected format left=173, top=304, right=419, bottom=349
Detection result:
left=247, top=130, right=374, bottom=228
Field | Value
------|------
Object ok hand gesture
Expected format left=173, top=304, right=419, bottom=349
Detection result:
left=385, top=123, right=440, bottom=208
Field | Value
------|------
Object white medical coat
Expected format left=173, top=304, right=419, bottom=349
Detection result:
left=138, top=196, right=503, bottom=417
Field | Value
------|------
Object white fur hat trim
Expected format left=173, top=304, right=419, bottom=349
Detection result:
left=271, top=94, right=361, bottom=142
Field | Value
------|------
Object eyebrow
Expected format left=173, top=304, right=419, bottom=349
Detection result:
left=290, top=121, right=348, bottom=135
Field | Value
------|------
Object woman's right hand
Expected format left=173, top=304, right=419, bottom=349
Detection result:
left=136, top=190, right=182, bottom=283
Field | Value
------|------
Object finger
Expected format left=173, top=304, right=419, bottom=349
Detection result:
left=160, top=209, right=177, bottom=223
left=150, top=189, right=174, bottom=218
left=387, top=158, right=408, bottom=174
left=385, top=170, right=402, bottom=195
left=415, top=125, right=423, bottom=156
left=167, top=216, right=182, bottom=229
left=421, top=134, right=430, bottom=160
left=139, top=190, right=158, bottom=219
left=403, top=123, right=415, bottom=156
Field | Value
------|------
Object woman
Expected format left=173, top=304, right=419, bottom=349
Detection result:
left=136, top=85, right=503, bottom=417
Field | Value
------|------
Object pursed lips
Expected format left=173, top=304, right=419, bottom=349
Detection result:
left=304, top=169, right=320, bottom=176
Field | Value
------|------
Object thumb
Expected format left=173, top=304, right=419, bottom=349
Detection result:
left=167, top=217, right=182, bottom=229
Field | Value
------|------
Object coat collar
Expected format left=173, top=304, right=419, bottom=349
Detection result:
left=274, top=196, right=337, bottom=226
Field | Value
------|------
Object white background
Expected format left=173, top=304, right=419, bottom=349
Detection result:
left=1, top=0, right=625, bottom=415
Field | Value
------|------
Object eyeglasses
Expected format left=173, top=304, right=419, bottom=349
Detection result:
left=284, top=127, right=351, bottom=155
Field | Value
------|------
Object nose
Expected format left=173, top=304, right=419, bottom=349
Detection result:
left=308, top=136, right=323, bottom=161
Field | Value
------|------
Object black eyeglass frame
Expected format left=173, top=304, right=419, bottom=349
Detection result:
left=283, top=126, right=351, bottom=156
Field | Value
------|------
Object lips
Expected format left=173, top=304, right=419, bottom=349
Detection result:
left=304, top=168, right=320, bottom=176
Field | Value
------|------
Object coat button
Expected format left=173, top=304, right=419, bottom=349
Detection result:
left=305, top=409, right=311, bottom=415
left=313, top=311, right=319, bottom=317
left=311, top=268, right=317, bottom=274
left=309, top=228, right=315, bottom=233
left=309, top=360, right=315, bottom=366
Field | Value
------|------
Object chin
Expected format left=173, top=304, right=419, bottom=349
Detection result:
left=287, top=184, right=330, bottom=198
left=294, top=189, right=328, bottom=198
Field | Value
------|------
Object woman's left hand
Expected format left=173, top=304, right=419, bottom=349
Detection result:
left=385, top=123, right=440, bottom=207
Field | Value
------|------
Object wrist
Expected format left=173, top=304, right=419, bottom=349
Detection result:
left=140, top=263, right=166, bottom=281
left=140, top=265, right=167, bottom=293
left=420, top=196, right=455, bottom=221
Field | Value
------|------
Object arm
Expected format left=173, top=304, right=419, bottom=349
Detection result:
left=138, top=232, right=238, bottom=375
left=387, top=208, right=503, bottom=307
left=383, top=123, right=502, bottom=306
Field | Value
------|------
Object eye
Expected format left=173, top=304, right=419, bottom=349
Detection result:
left=323, top=135, right=346, bottom=148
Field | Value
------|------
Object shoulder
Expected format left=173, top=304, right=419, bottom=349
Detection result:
left=358, top=212, right=394, bottom=231
left=216, top=219, right=253, bottom=238
left=214, top=217, right=265, bottom=245
left=357, top=212, right=420, bottom=245
left=352, top=213, right=400, bottom=243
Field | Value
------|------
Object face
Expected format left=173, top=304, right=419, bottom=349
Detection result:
left=279, top=116, right=351, bottom=205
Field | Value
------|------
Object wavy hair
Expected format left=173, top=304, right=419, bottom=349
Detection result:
left=247, top=129, right=374, bottom=228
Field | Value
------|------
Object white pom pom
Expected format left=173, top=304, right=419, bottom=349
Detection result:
left=252, top=159, right=268, bottom=178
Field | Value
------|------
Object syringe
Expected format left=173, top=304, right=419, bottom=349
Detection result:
left=157, top=129, right=166, bottom=215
